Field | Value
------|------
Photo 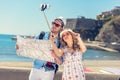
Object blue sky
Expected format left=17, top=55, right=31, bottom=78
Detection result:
left=0, top=0, right=120, bottom=35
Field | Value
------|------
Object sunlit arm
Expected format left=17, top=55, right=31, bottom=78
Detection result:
left=51, top=52, right=62, bottom=65
left=50, top=40, right=63, bottom=65
left=77, top=37, right=87, bottom=54
left=50, top=39, right=64, bottom=57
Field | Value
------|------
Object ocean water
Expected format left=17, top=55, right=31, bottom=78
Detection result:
left=0, top=34, right=120, bottom=62
left=0, top=34, right=33, bottom=62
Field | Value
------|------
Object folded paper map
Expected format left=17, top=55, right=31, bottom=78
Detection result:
left=16, top=35, right=55, bottom=62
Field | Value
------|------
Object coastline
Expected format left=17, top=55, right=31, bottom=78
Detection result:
left=84, top=41, right=119, bottom=52
left=0, top=60, right=120, bottom=80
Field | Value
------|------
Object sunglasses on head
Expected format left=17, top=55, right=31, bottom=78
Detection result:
left=52, top=22, right=61, bottom=27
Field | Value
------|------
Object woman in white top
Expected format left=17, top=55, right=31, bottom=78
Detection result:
left=50, top=29, right=87, bottom=80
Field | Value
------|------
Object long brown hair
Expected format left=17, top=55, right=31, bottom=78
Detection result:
left=60, top=31, right=80, bottom=51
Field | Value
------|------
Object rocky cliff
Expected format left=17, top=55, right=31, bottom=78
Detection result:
left=65, top=7, right=120, bottom=43
left=95, top=16, right=120, bottom=43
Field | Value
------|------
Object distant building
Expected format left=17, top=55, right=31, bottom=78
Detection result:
left=64, top=17, right=101, bottom=30
left=64, top=17, right=103, bottom=41
left=64, top=19, right=77, bottom=30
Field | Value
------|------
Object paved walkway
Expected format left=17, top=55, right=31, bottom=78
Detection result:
left=56, top=60, right=120, bottom=75
left=0, top=60, right=120, bottom=80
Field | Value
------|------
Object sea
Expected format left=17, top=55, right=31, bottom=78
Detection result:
left=0, top=34, right=120, bottom=62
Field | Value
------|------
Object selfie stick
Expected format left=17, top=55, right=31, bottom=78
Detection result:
left=40, top=4, right=51, bottom=31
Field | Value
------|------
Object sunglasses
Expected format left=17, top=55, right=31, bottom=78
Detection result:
left=62, top=32, right=70, bottom=38
left=52, top=22, right=61, bottom=27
